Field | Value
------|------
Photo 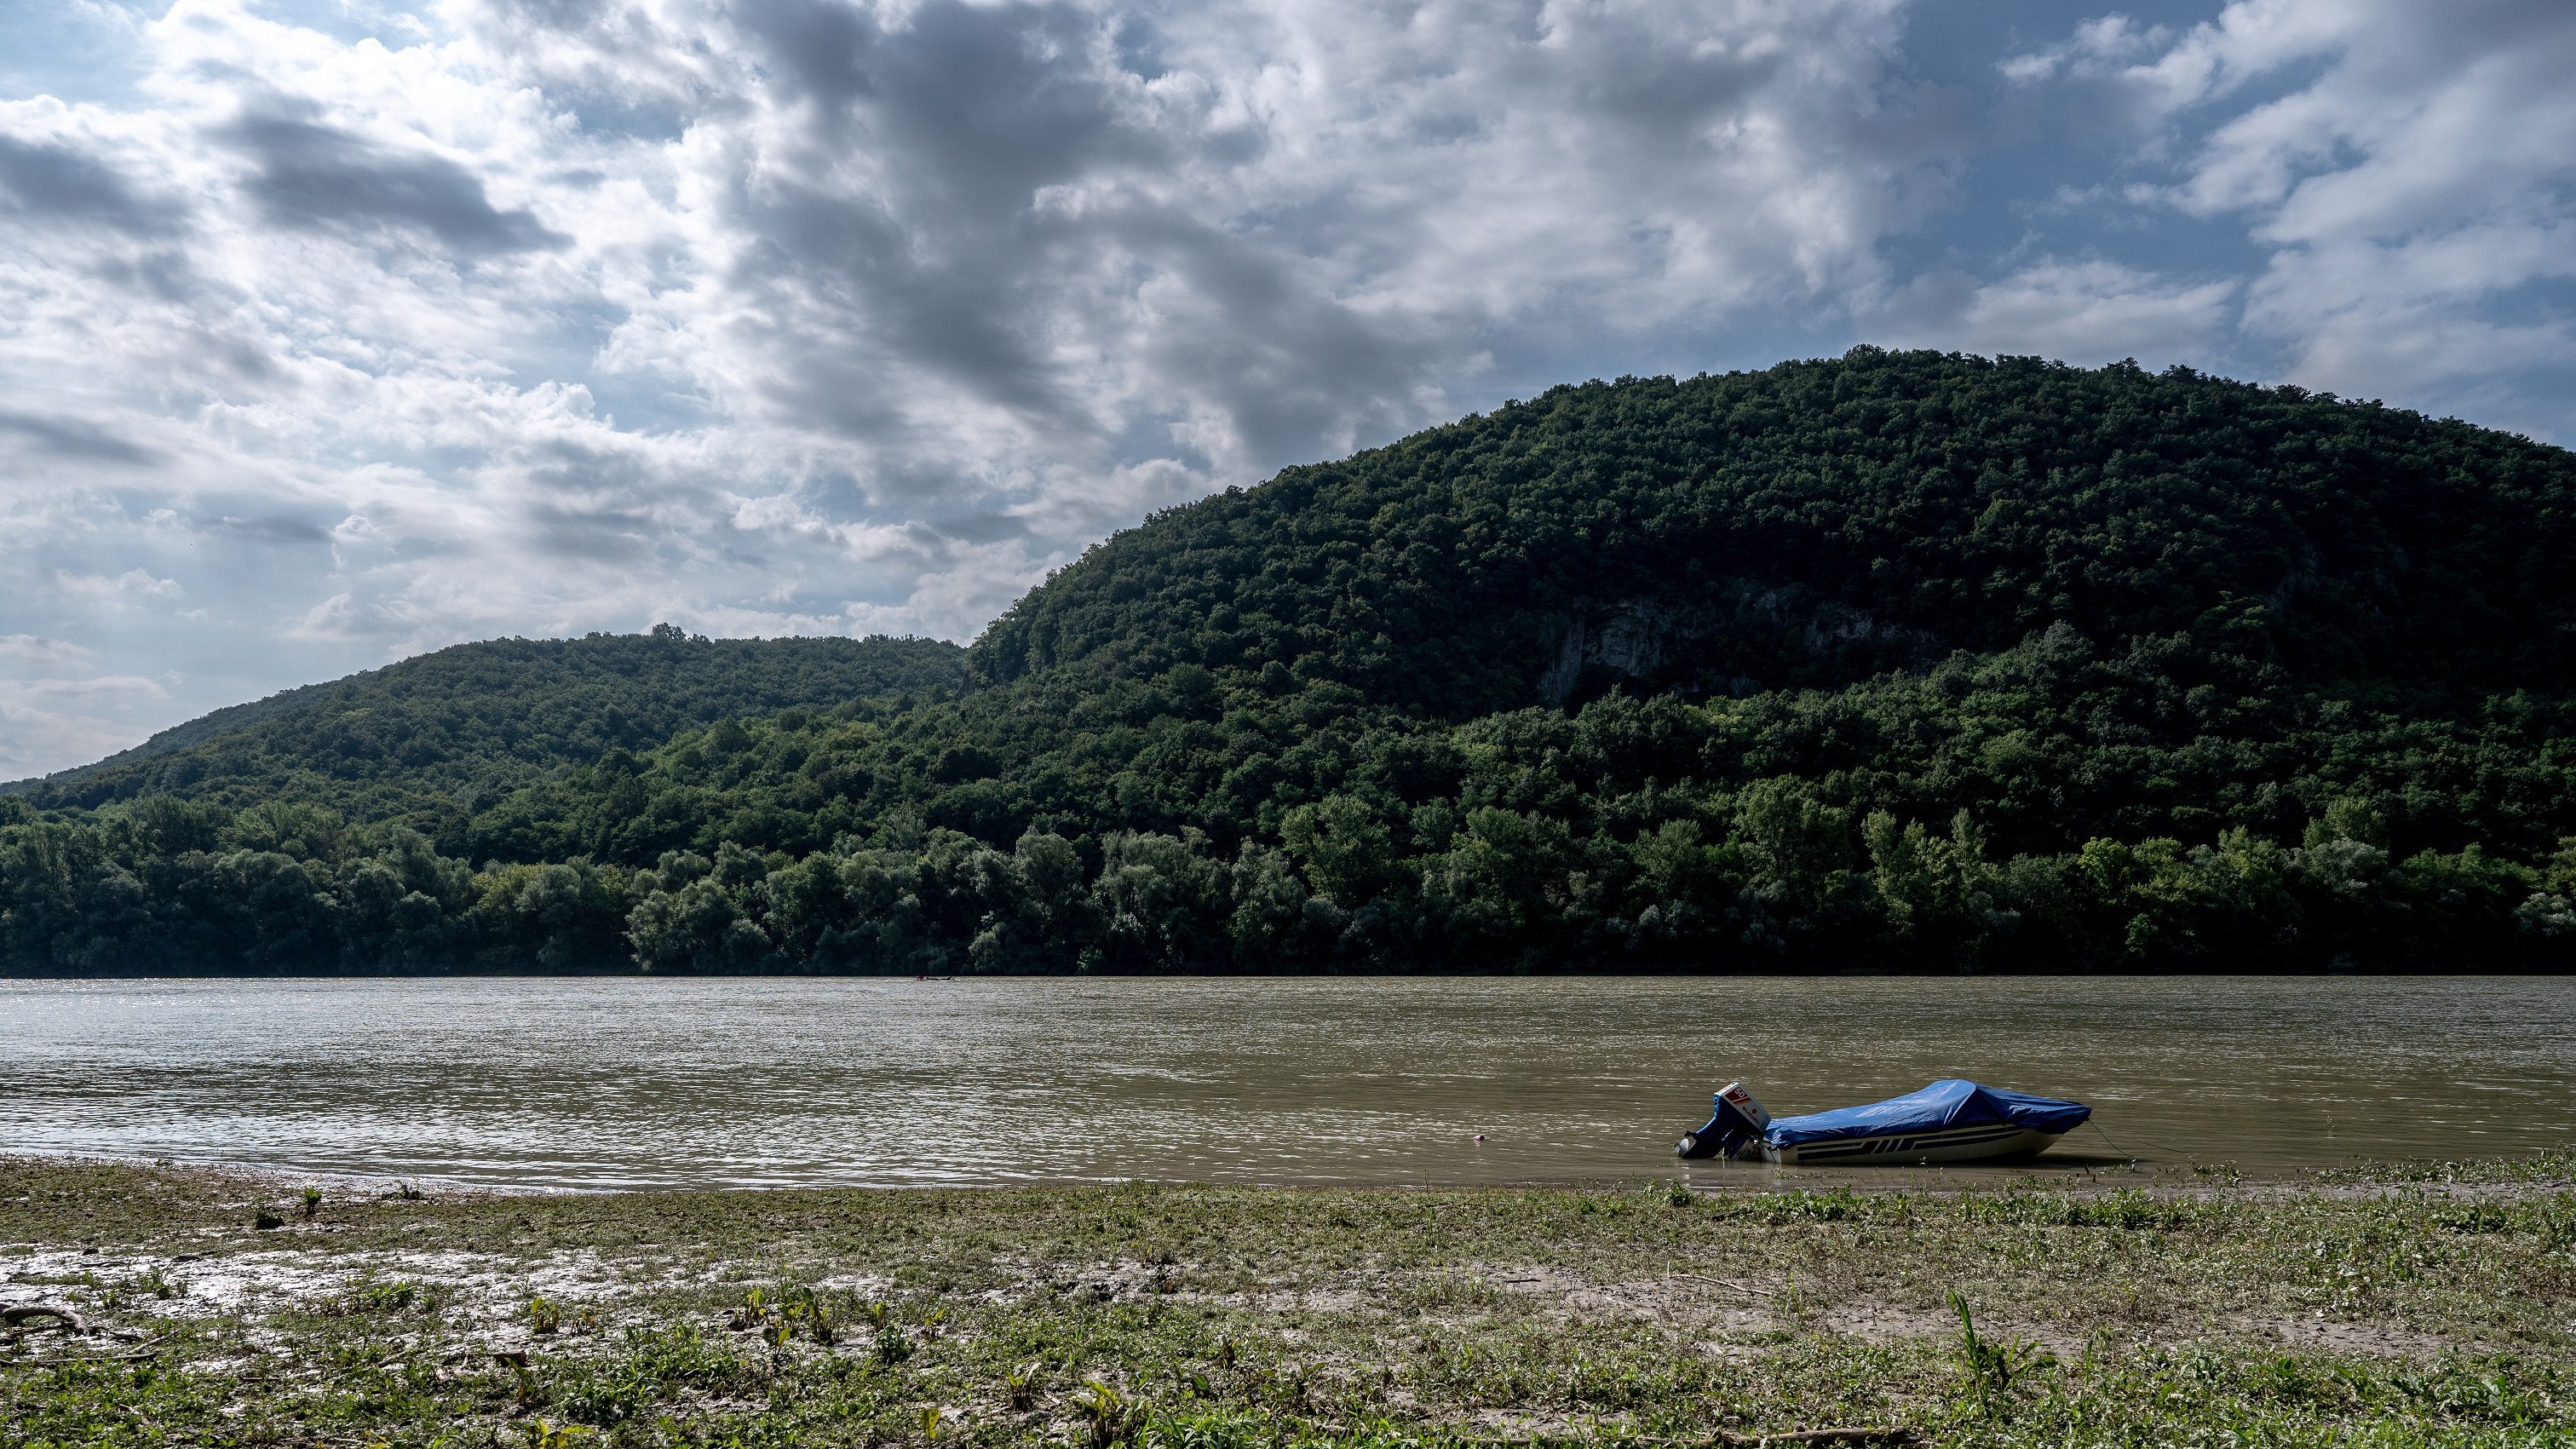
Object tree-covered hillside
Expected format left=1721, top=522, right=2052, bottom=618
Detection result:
left=9, top=350, right=2576, bottom=975
left=978, top=351, right=2573, bottom=712
left=3, top=629, right=965, bottom=848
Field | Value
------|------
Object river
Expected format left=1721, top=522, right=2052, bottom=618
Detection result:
left=4, top=975, right=2570, bottom=1191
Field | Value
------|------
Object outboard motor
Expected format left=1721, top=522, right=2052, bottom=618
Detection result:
left=1675, top=1080, right=1774, bottom=1160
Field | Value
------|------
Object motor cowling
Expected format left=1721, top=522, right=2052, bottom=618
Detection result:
left=1675, top=1080, right=1774, bottom=1159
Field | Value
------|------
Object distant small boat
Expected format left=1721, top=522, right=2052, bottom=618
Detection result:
left=1676, top=1078, right=2091, bottom=1166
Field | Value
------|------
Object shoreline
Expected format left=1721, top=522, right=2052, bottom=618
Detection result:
left=8, top=1155, right=2573, bottom=1445
left=12, top=1145, right=2554, bottom=1199
left=8, top=965, right=2569, bottom=980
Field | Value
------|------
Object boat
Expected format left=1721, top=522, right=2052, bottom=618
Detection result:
left=1674, top=1078, right=2091, bottom=1166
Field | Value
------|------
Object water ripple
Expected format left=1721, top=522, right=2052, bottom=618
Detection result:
left=3, top=975, right=2571, bottom=1190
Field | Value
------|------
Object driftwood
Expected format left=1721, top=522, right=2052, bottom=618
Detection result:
left=438, top=1348, right=529, bottom=1368
left=1378, top=1428, right=1918, bottom=1449
left=1677, top=1272, right=1780, bottom=1300
left=1731, top=1423, right=1916, bottom=1433
left=2, top=1303, right=94, bottom=1336
left=1566, top=1423, right=1916, bottom=1433
left=11, top=1333, right=170, bottom=1367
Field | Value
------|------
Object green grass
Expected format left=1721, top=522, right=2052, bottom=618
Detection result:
left=4, top=1157, right=2573, bottom=1446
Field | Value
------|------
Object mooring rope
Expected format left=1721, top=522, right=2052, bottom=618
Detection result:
left=2086, top=1117, right=2195, bottom=1162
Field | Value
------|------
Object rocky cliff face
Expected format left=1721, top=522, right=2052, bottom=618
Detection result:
left=1538, top=601, right=1670, bottom=704
left=1536, top=584, right=1945, bottom=706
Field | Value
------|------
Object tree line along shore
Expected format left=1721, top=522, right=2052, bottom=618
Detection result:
left=6, top=773, right=2573, bottom=975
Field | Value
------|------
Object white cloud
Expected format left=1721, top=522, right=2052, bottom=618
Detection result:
left=2035, top=0, right=2576, bottom=419
left=0, top=634, right=96, bottom=666
left=1878, top=258, right=2237, bottom=366
left=0, top=676, right=168, bottom=781
left=54, top=566, right=182, bottom=600
left=0, top=699, right=138, bottom=782
left=1998, top=16, right=2172, bottom=86
left=14, top=674, right=168, bottom=703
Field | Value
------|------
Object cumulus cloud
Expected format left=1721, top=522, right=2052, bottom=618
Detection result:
left=2005, top=0, right=2576, bottom=427
left=55, top=567, right=183, bottom=601
left=13, top=674, right=169, bottom=703
left=1997, top=16, right=2173, bottom=86
left=0, top=635, right=97, bottom=667
left=0, top=670, right=171, bottom=782
left=0, top=408, right=165, bottom=463
left=0, top=129, right=185, bottom=236
left=1877, top=258, right=2237, bottom=365
left=0, top=699, right=135, bottom=783
left=219, top=103, right=570, bottom=257
left=1, top=0, right=2568, bottom=778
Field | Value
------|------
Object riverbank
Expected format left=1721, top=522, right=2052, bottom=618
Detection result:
left=6, top=1156, right=2573, bottom=1446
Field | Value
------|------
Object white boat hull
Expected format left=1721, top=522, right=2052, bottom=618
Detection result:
left=1764, top=1124, right=2066, bottom=1166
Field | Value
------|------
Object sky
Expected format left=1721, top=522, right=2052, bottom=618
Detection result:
left=3, top=0, right=2573, bottom=780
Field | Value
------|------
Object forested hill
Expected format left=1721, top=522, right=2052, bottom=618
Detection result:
left=2, top=630, right=965, bottom=847
left=9, top=349, right=2576, bottom=975
left=975, top=351, right=2573, bottom=711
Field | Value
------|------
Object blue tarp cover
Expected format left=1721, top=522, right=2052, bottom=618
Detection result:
left=1765, top=1078, right=2090, bottom=1147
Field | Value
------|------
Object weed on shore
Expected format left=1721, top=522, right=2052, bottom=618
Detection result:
left=4, top=1157, right=2573, bottom=1446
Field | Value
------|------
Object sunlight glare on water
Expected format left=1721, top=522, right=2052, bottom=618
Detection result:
left=4, top=975, right=2571, bottom=1191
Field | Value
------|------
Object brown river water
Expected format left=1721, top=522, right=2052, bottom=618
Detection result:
left=4, top=976, right=2570, bottom=1192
